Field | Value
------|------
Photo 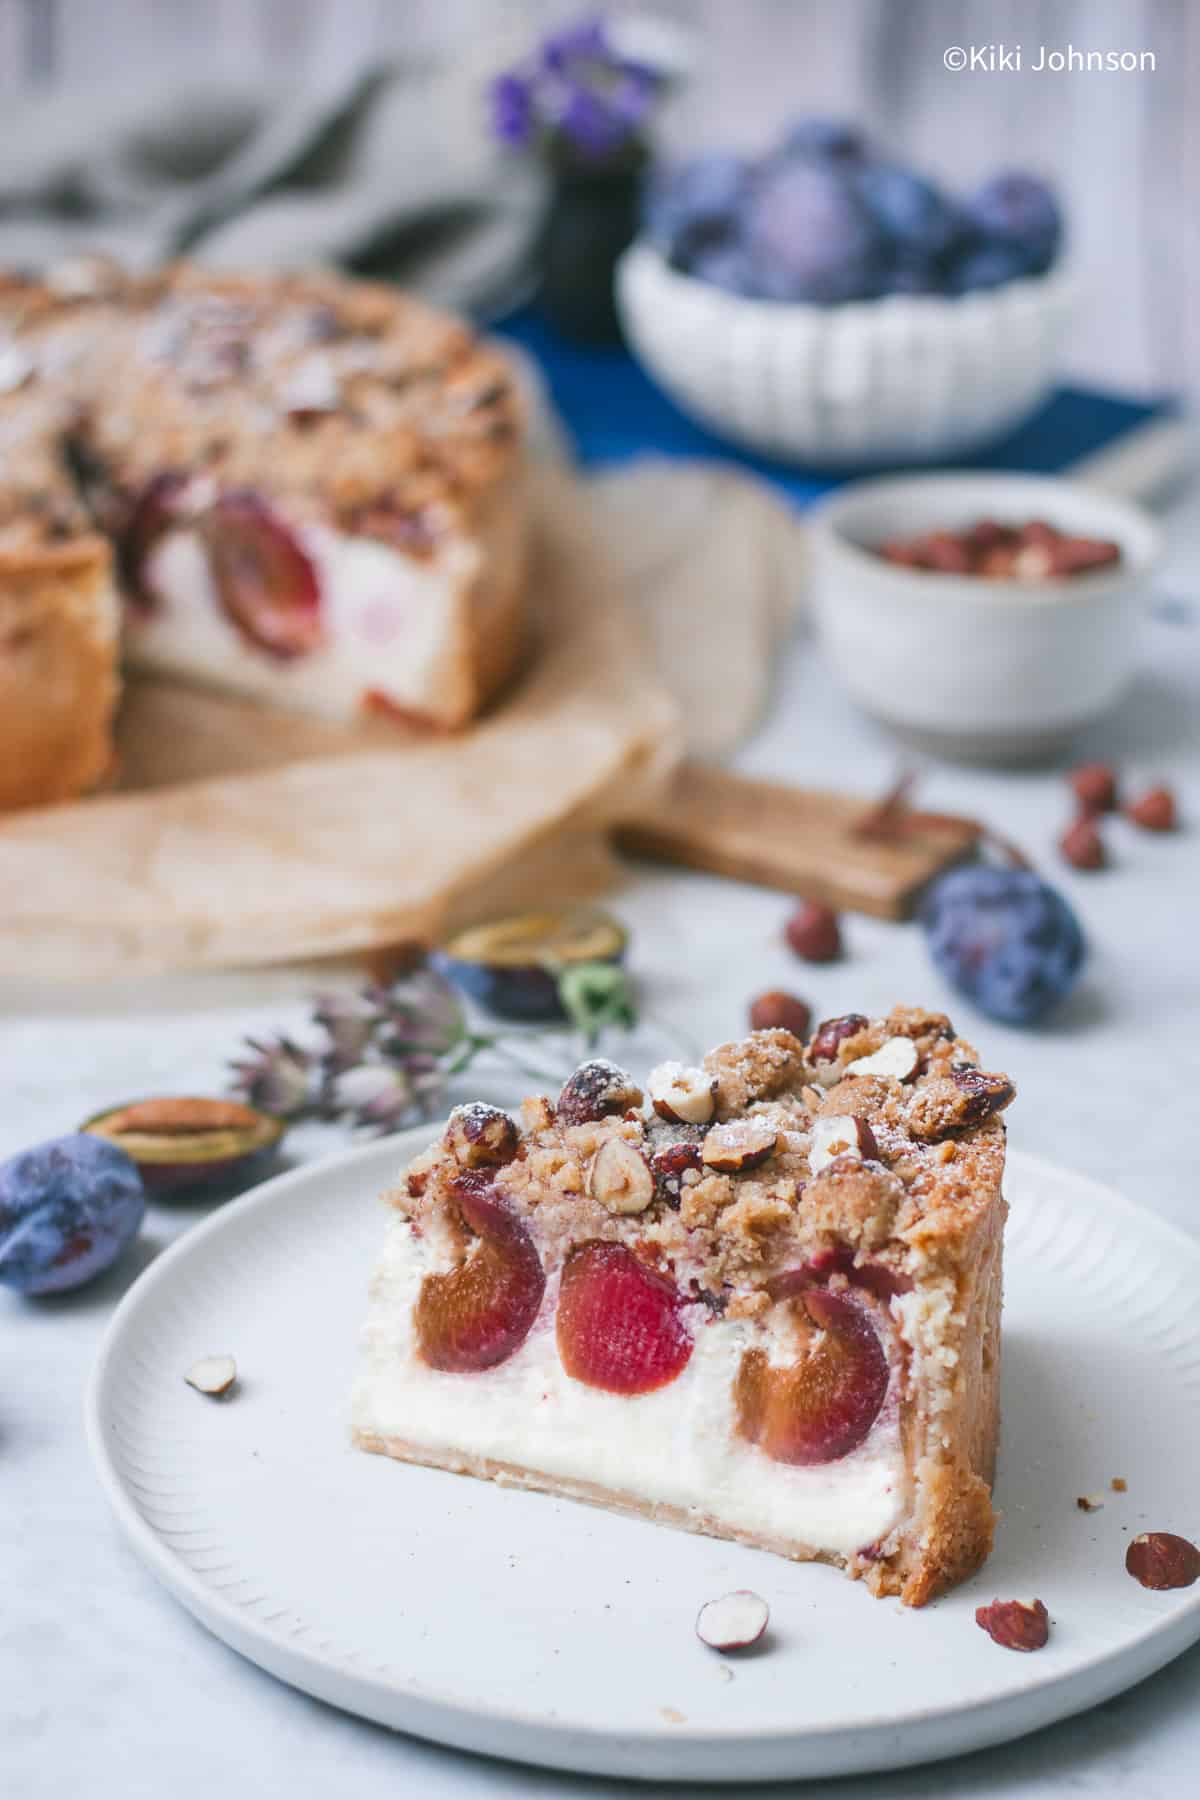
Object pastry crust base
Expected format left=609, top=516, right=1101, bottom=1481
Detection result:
left=0, top=535, right=120, bottom=811
left=353, top=1427, right=854, bottom=1579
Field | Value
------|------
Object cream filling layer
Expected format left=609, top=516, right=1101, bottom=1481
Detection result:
left=352, top=1218, right=909, bottom=1558
left=128, top=522, right=480, bottom=720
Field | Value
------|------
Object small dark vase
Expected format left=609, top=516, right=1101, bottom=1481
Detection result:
left=536, top=146, right=647, bottom=344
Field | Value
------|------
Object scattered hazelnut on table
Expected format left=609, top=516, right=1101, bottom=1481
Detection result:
left=1126, top=785, right=1177, bottom=832
left=748, top=990, right=812, bottom=1038
left=1059, top=815, right=1107, bottom=871
left=1069, top=763, right=1118, bottom=814
left=785, top=900, right=842, bottom=963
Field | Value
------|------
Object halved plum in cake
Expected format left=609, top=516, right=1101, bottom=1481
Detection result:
left=352, top=1007, right=1013, bottom=1605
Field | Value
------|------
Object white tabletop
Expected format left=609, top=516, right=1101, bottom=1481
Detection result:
left=4, top=484, right=1199, bottom=1800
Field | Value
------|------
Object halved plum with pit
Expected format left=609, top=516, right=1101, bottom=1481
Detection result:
left=201, top=492, right=322, bottom=658
left=414, top=1176, right=545, bottom=1372
left=557, top=1241, right=693, bottom=1394
left=734, top=1287, right=888, bottom=1465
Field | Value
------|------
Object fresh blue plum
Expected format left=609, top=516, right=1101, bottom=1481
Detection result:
left=745, top=160, right=883, bottom=303
left=778, top=118, right=871, bottom=165
left=857, top=162, right=962, bottom=258
left=920, top=866, right=1085, bottom=1026
left=0, top=1134, right=145, bottom=1296
left=879, top=253, right=945, bottom=296
left=687, top=244, right=759, bottom=296
left=948, top=242, right=1038, bottom=293
left=644, top=153, right=749, bottom=266
left=966, top=172, right=1062, bottom=272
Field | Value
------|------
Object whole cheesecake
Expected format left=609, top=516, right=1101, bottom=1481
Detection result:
left=354, top=1006, right=1013, bottom=1606
left=0, top=257, right=530, bottom=810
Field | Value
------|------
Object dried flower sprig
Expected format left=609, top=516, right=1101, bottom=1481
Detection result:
left=228, top=960, right=638, bottom=1137
left=228, top=1035, right=314, bottom=1118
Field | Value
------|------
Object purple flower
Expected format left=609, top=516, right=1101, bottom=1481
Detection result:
left=558, top=86, right=629, bottom=160
left=609, top=67, right=659, bottom=131
left=489, top=71, right=535, bottom=148
left=542, top=14, right=610, bottom=73
left=488, top=10, right=670, bottom=162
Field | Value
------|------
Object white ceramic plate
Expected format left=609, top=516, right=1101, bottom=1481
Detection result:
left=87, top=1133, right=1200, bottom=1783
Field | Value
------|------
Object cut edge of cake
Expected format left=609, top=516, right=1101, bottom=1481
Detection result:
left=0, top=258, right=531, bottom=809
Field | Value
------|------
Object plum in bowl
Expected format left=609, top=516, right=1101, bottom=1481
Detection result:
left=618, top=125, right=1073, bottom=465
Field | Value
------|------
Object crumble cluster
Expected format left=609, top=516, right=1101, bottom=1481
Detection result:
left=0, top=257, right=519, bottom=559
left=395, top=1006, right=1015, bottom=1304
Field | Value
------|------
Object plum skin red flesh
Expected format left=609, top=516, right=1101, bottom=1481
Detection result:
left=414, top=1177, right=545, bottom=1373
left=203, top=492, right=323, bottom=660
left=734, top=1286, right=889, bottom=1465
left=556, top=1241, right=693, bottom=1395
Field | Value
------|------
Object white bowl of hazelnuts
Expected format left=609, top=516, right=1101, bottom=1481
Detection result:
left=807, top=472, right=1160, bottom=763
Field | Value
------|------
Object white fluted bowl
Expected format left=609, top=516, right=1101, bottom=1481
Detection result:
left=616, top=242, right=1076, bottom=466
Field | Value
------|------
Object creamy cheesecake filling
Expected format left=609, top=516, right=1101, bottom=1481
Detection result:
left=129, top=522, right=479, bottom=719
left=352, top=1219, right=910, bottom=1558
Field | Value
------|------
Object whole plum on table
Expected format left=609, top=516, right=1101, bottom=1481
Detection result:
left=744, top=160, right=883, bottom=303
left=920, top=865, right=1085, bottom=1026
left=0, top=1135, right=145, bottom=1296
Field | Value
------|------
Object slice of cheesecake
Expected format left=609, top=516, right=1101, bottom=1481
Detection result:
left=353, top=1008, right=1013, bottom=1605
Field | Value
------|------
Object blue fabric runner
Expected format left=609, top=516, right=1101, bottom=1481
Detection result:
left=497, top=308, right=1171, bottom=508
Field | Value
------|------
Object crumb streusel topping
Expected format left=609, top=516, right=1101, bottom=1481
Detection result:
left=393, top=1007, right=1015, bottom=1305
left=0, top=259, right=520, bottom=559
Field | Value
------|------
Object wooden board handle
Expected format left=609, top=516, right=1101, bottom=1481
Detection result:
left=615, top=763, right=978, bottom=921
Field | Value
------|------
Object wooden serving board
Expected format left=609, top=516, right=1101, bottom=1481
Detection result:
left=0, top=467, right=681, bottom=982
left=618, top=763, right=978, bottom=920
